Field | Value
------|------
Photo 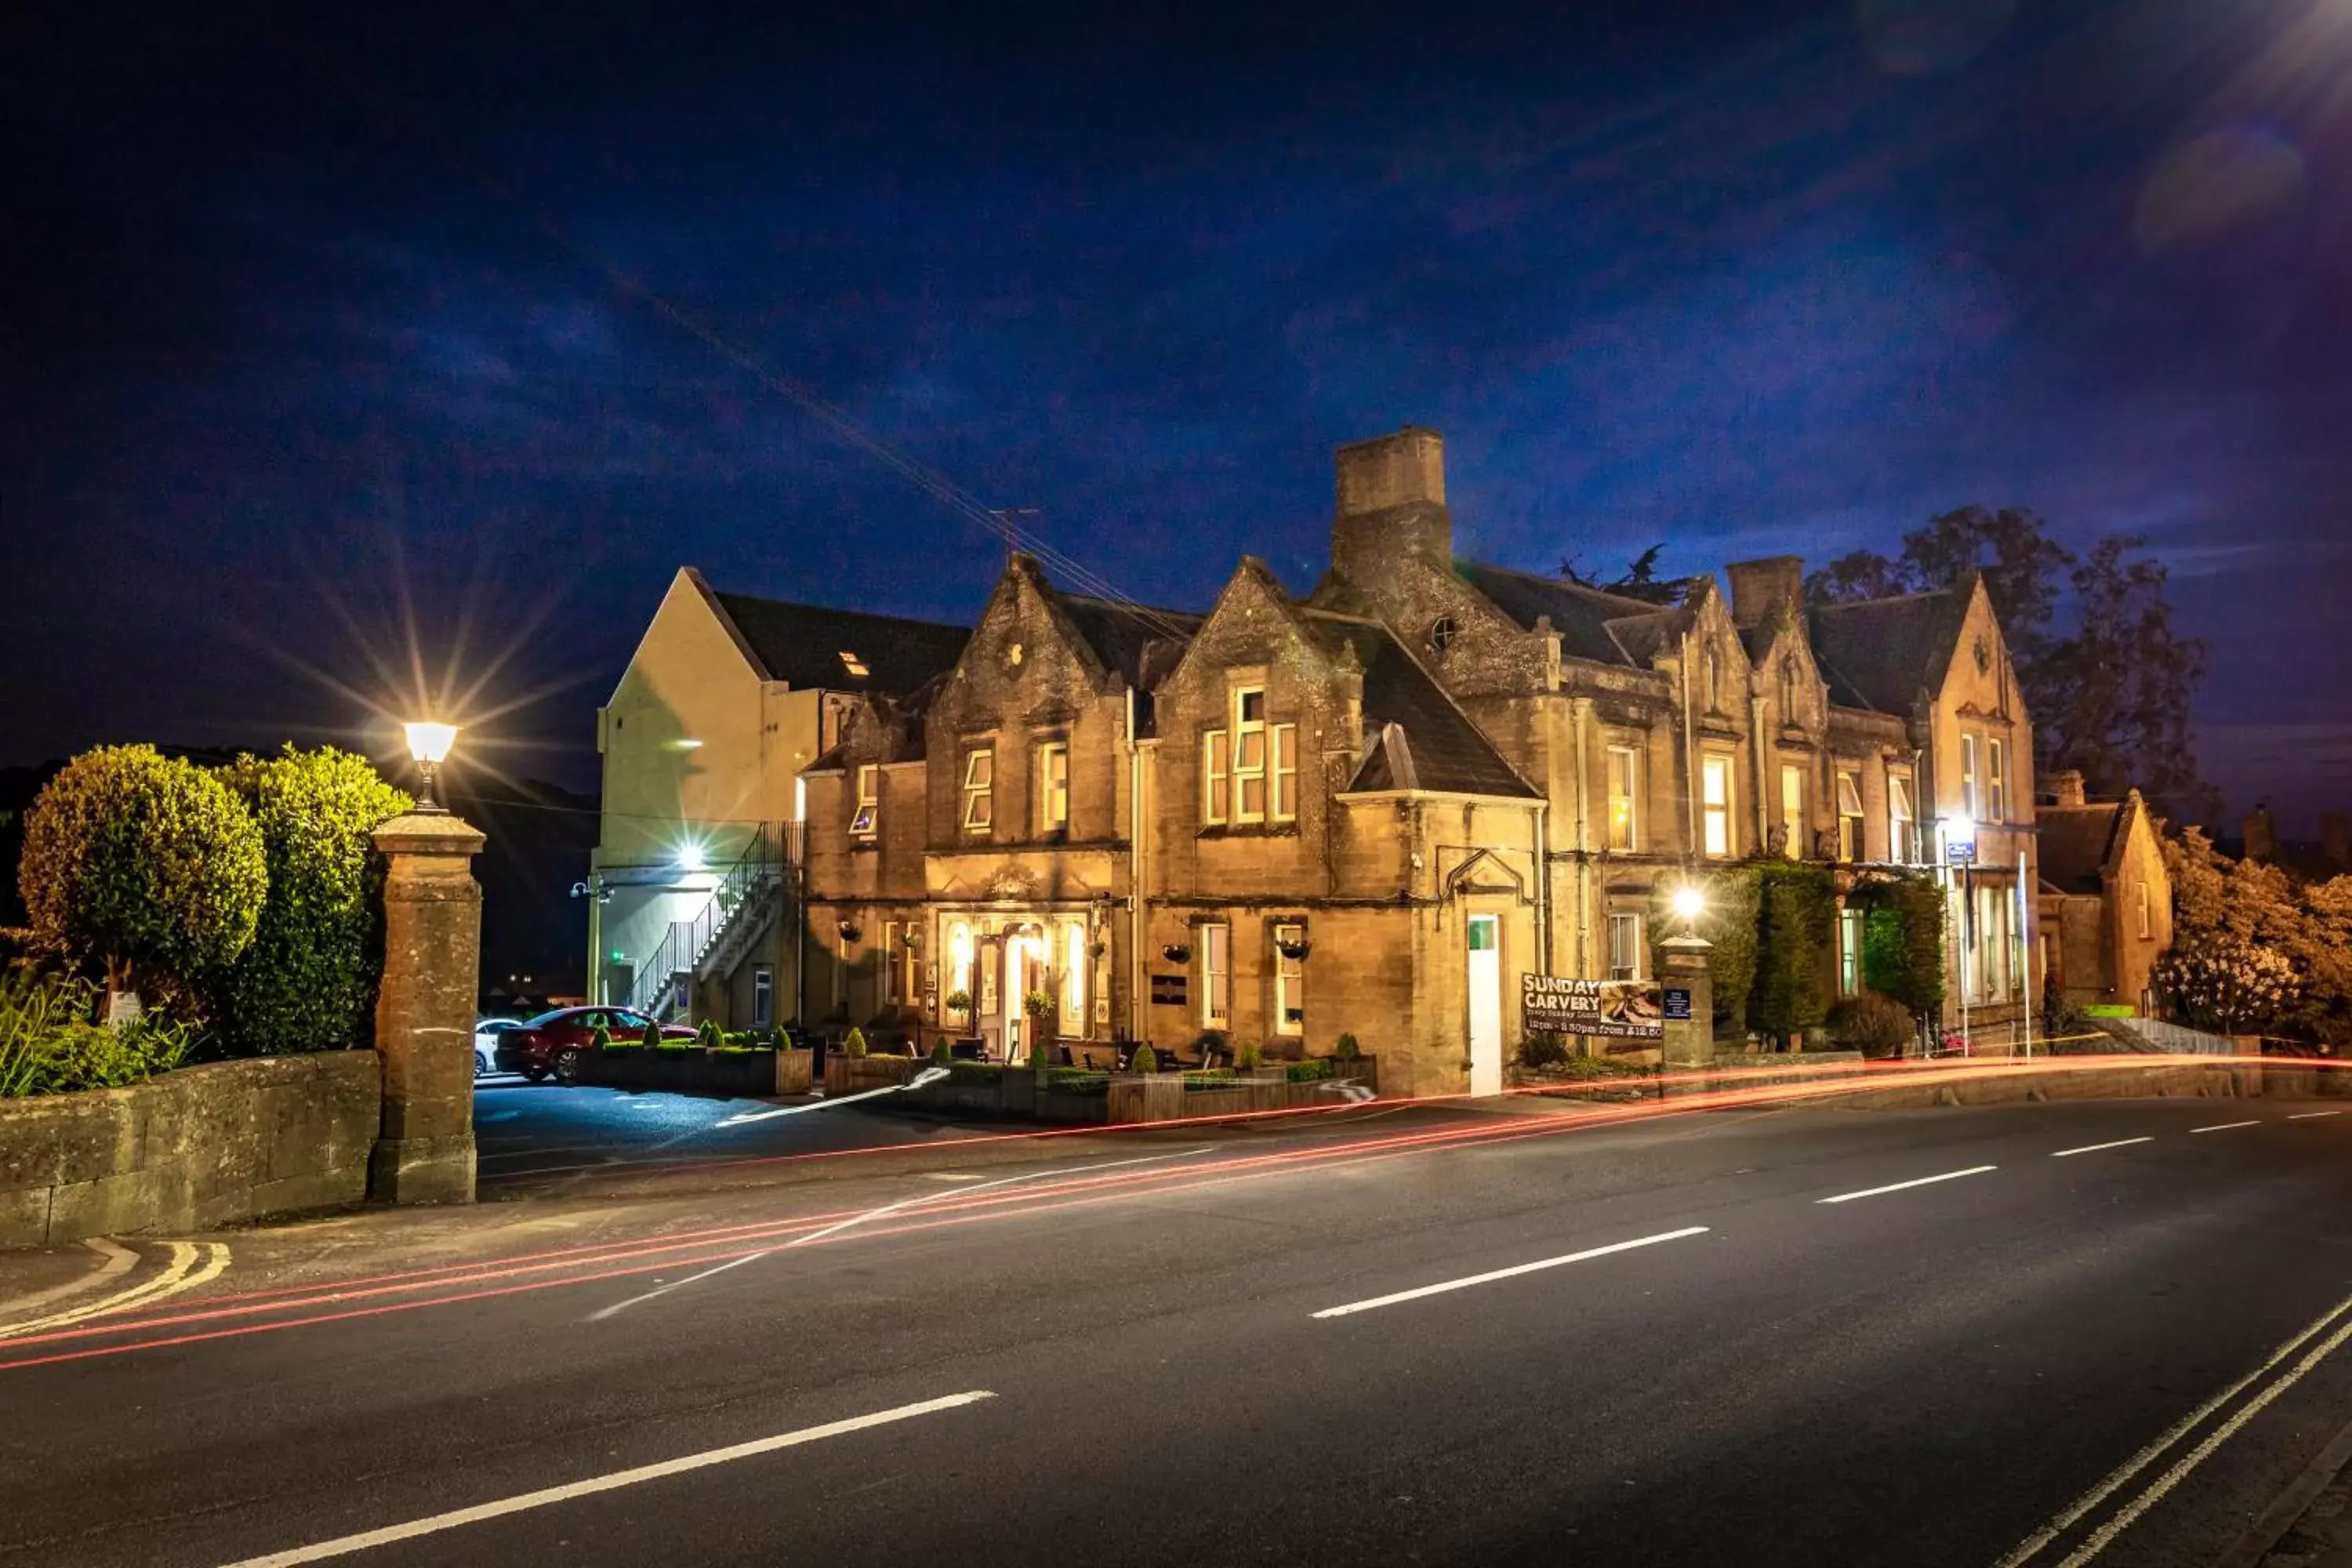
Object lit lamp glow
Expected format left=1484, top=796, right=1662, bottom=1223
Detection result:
left=1940, top=815, right=1977, bottom=853
left=1670, top=884, right=1707, bottom=930
left=402, top=721, right=459, bottom=814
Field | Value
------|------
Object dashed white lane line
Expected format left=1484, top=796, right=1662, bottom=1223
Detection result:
left=2190, top=1120, right=2262, bottom=1134
left=1817, top=1165, right=1998, bottom=1205
left=2053, top=1138, right=2154, bottom=1158
left=217, top=1390, right=996, bottom=1566
left=1312, top=1226, right=1710, bottom=1319
left=2289, top=1110, right=2343, bottom=1120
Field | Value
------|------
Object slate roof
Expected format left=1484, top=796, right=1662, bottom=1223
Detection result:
left=1051, top=593, right=1203, bottom=689
left=1454, top=561, right=1688, bottom=666
left=1301, top=612, right=1539, bottom=800
left=2038, top=801, right=2127, bottom=895
left=704, top=579, right=970, bottom=695
left=1806, top=584, right=1973, bottom=716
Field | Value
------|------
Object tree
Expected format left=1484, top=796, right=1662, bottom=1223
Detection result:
left=1749, top=862, right=1836, bottom=1049
left=1806, top=510, right=2213, bottom=821
left=1853, top=871, right=1947, bottom=1025
left=213, top=746, right=410, bottom=1054
left=1561, top=544, right=1684, bottom=605
left=2156, top=938, right=2299, bottom=1035
left=18, top=746, right=267, bottom=1012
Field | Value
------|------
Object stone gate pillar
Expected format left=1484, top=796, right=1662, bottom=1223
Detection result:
left=1658, top=935, right=1715, bottom=1070
left=369, top=811, right=485, bottom=1204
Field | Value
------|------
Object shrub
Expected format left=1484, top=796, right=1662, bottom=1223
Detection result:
left=1854, top=872, right=1946, bottom=1022
left=1043, top=1069, right=1110, bottom=1094
left=639, top=1018, right=661, bottom=1050
left=931, top=1036, right=952, bottom=1065
left=1237, top=1042, right=1262, bottom=1071
left=695, top=1018, right=722, bottom=1049
left=1, top=964, right=195, bottom=1097
left=1519, top=1032, right=1570, bottom=1069
left=844, top=1027, right=868, bottom=1058
left=1284, top=1058, right=1334, bottom=1083
left=212, top=746, right=408, bottom=1054
left=1548, top=1054, right=1646, bottom=1080
left=1826, top=989, right=1915, bottom=1058
left=20, top=745, right=267, bottom=1009
left=592, top=1023, right=613, bottom=1051
left=1750, top=861, right=1836, bottom=1049
left=1131, top=1044, right=1159, bottom=1073
left=944, top=989, right=972, bottom=1025
left=1333, top=1032, right=1361, bottom=1062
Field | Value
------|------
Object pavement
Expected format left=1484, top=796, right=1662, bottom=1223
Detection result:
left=6, top=1092, right=2352, bottom=1566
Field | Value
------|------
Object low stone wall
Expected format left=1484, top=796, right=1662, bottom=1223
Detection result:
left=0, top=1053, right=380, bottom=1248
left=824, top=1054, right=924, bottom=1097
left=579, top=1047, right=811, bottom=1097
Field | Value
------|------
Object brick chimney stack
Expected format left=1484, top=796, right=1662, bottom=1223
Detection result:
left=2041, top=770, right=2088, bottom=808
left=1330, top=427, right=1452, bottom=581
left=2244, top=803, right=2278, bottom=862
left=1726, top=557, right=1805, bottom=630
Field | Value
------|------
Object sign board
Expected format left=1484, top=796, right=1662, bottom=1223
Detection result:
left=1662, top=987, right=1693, bottom=1022
left=1944, top=840, right=1977, bottom=866
left=1521, top=975, right=1664, bottom=1040
left=1149, top=973, right=1189, bottom=1008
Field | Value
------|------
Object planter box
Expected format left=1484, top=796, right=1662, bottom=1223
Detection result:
left=823, top=1054, right=923, bottom=1097
left=579, top=1047, right=811, bottom=1097
left=1105, top=1059, right=1378, bottom=1125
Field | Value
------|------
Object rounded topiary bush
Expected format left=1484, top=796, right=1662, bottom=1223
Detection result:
left=20, top=745, right=267, bottom=1009
left=213, top=746, right=409, bottom=1053
left=844, top=1026, right=868, bottom=1058
left=1826, top=989, right=1916, bottom=1058
left=1334, top=1032, right=1361, bottom=1062
left=1132, top=1044, right=1159, bottom=1073
left=640, top=1018, right=662, bottom=1050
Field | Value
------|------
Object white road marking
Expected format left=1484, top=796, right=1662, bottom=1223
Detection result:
left=586, top=1148, right=1209, bottom=1320
left=1991, top=1287, right=2352, bottom=1567
left=2288, top=1111, right=2343, bottom=1120
left=1816, top=1165, right=1998, bottom=1204
left=2190, top=1120, right=2260, bottom=1134
left=1312, top=1227, right=1710, bottom=1319
left=2052, top=1138, right=2154, bottom=1158
left=216, top=1390, right=996, bottom=1566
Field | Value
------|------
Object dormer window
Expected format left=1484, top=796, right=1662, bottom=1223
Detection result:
left=839, top=651, right=869, bottom=678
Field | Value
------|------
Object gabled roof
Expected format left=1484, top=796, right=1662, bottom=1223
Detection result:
left=1050, top=593, right=1202, bottom=689
left=1454, top=561, right=1686, bottom=666
left=1806, top=583, right=1974, bottom=716
left=699, top=572, right=970, bottom=695
left=1301, top=611, right=1540, bottom=800
left=2038, top=792, right=2143, bottom=896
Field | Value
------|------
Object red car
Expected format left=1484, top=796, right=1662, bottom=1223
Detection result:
left=496, top=1006, right=696, bottom=1084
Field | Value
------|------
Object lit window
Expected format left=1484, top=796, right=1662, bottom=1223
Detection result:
left=1987, top=737, right=2007, bottom=825
left=1203, top=729, right=1229, bottom=825
left=949, top=920, right=974, bottom=1004
left=1837, top=769, right=1864, bottom=862
left=1272, top=724, right=1298, bottom=822
left=1273, top=922, right=1305, bottom=1035
left=851, top=764, right=879, bottom=839
left=961, top=748, right=994, bottom=833
left=1200, top=924, right=1230, bottom=1028
left=1961, top=733, right=1980, bottom=824
left=1702, top=755, right=1734, bottom=858
left=753, top=965, right=774, bottom=1027
left=839, top=651, right=869, bottom=678
left=1888, top=773, right=1915, bottom=863
left=1780, top=764, right=1806, bottom=859
left=1608, top=912, right=1642, bottom=981
left=1606, top=746, right=1639, bottom=851
left=1037, top=741, right=1069, bottom=832
left=1838, top=909, right=1864, bottom=996
left=1063, top=921, right=1086, bottom=1025
left=1233, top=688, right=1267, bottom=822
left=2137, top=880, right=2153, bottom=940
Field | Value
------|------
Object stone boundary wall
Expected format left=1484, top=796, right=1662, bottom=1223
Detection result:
left=0, top=1053, right=380, bottom=1248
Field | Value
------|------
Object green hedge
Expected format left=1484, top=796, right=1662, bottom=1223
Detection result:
left=0, top=967, right=194, bottom=1098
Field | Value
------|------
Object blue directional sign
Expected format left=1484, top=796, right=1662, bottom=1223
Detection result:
left=1663, top=987, right=1693, bottom=1022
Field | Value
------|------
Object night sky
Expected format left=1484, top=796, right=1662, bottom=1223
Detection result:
left=5, top=1, right=2347, bottom=829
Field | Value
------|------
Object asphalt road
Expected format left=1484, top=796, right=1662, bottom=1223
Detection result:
left=9, top=1094, right=2352, bottom=1567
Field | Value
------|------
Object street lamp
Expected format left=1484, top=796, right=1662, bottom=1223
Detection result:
left=402, top=721, right=459, bottom=814
left=1670, top=884, right=1706, bottom=929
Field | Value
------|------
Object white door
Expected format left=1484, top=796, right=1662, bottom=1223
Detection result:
left=1467, top=914, right=1503, bottom=1097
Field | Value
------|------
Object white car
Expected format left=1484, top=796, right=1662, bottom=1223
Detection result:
left=473, top=1018, right=527, bottom=1077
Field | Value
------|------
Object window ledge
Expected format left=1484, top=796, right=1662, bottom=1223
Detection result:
left=1196, top=823, right=1302, bottom=841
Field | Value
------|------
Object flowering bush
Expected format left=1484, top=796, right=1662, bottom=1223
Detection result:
left=2155, top=936, right=2299, bottom=1034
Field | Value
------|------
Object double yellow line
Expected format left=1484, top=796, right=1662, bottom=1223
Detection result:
left=0, top=1240, right=230, bottom=1339
left=1994, top=1287, right=2352, bottom=1566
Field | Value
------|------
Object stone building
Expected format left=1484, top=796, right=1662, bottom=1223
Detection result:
left=2035, top=772, right=2172, bottom=1017
left=779, top=427, right=2042, bottom=1094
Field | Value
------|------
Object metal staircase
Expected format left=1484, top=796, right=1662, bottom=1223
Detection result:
left=627, top=823, right=790, bottom=1022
